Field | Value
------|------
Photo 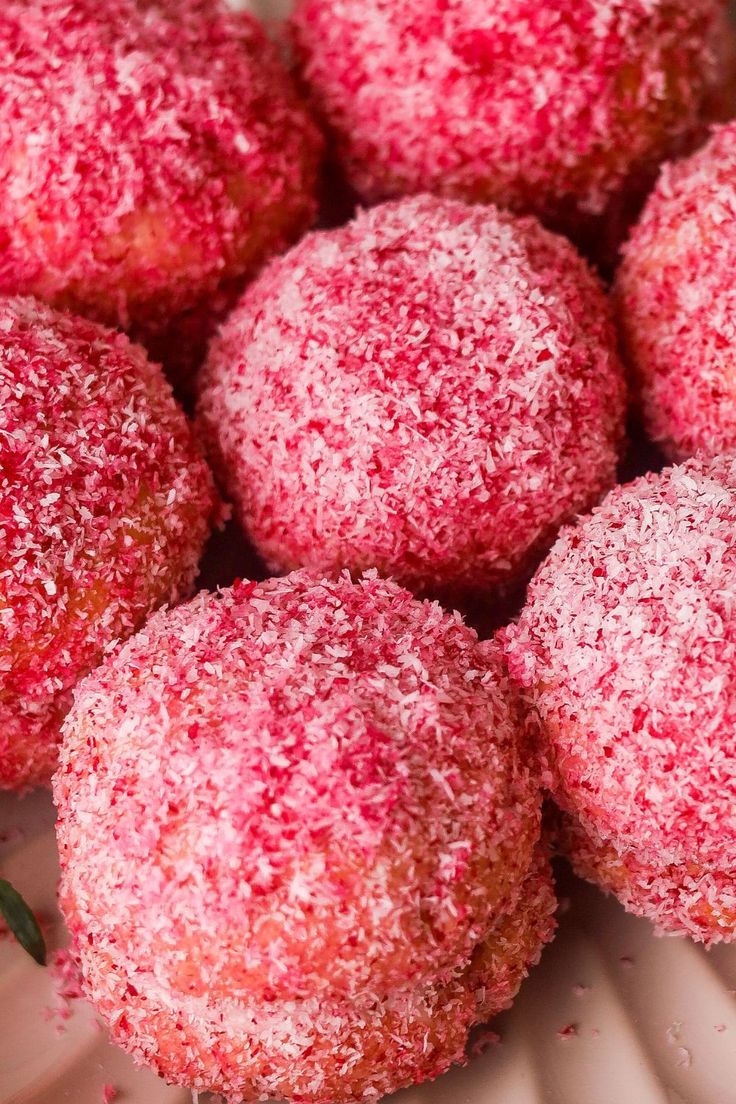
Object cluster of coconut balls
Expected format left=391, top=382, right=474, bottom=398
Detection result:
left=3, top=0, right=736, bottom=1101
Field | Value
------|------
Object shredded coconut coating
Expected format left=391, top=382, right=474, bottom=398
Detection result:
left=504, top=454, right=736, bottom=942
left=0, top=295, right=218, bottom=790
left=561, top=813, right=736, bottom=944
left=290, top=0, right=720, bottom=244
left=197, top=194, right=626, bottom=604
left=68, top=854, right=554, bottom=1104
left=0, top=0, right=322, bottom=374
left=616, top=121, right=736, bottom=460
left=55, top=570, right=553, bottom=1101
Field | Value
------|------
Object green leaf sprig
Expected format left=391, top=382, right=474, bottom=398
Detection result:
left=0, top=879, right=46, bottom=965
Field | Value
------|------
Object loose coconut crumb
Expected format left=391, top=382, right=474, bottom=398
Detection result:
left=44, top=948, right=85, bottom=1031
left=557, top=1023, right=578, bottom=1041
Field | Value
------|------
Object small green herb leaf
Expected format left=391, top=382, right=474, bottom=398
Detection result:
left=0, top=879, right=46, bottom=965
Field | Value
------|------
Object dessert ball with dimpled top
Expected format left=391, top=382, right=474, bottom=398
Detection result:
left=0, top=294, right=218, bottom=790
left=55, top=570, right=556, bottom=1103
left=198, top=193, right=626, bottom=606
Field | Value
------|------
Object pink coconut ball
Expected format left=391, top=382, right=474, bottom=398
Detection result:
left=616, top=121, right=736, bottom=460
left=290, top=0, right=722, bottom=254
left=197, top=194, right=626, bottom=605
left=0, top=295, right=218, bottom=791
left=55, top=570, right=555, bottom=1102
left=504, top=453, right=736, bottom=943
left=0, top=0, right=322, bottom=378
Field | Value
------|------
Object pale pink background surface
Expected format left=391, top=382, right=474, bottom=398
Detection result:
left=4, top=3, right=736, bottom=1103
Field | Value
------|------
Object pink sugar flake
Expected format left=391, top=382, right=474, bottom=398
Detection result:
left=572, top=983, right=589, bottom=997
left=468, top=1028, right=501, bottom=1058
left=102, top=1086, right=118, bottom=1103
left=50, top=949, right=84, bottom=999
left=47, top=948, right=85, bottom=1027
left=557, top=1023, right=578, bottom=1041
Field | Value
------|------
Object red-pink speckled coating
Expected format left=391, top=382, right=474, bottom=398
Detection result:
left=504, top=453, right=736, bottom=942
left=197, top=194, right=626, bottom=603
left=0, top=0, right=321, bottom=374
left=0, top=295, right=218, bottom=791
left=290, top=0, right=720, bottom=244
left=55, top=571, right=554, bottom=1102
left=561, top=813, right=736, bottom=944
left=617, top=121, right=736, bottom=460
